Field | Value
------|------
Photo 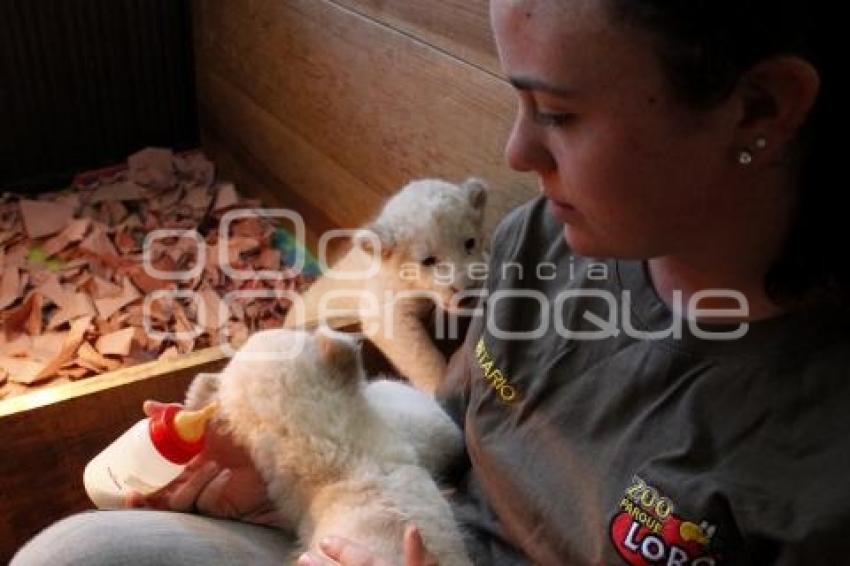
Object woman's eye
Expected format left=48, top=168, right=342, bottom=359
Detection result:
left=421, top=256, right=437, bottom=267
left=534, top=111, right=575, bottom=128
left=464, top=238, right=476, bottom=252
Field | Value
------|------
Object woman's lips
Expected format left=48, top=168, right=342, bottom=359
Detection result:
left=547, top=198, right=579, bottom=222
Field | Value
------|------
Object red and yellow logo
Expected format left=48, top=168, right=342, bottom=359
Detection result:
left=609, top=476, right=721, bottom=565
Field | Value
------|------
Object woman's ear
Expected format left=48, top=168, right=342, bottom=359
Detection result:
left=734, top=56, right=821, bottom=159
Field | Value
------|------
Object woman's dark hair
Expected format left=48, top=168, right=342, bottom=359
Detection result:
left=606, top=1, right=840, bottom=308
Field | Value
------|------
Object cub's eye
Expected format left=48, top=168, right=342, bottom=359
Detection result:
left=464, top=238, right=476, bottom=252
left=421, top=256, right=437, bottom=267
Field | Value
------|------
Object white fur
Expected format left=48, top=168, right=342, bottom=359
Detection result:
left=363, top=379, right=464, bottom=477
left=284, top=178, right=488, bottom=394
left=186, top=328, right=471, bottom=565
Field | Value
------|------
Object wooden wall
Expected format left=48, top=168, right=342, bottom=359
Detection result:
left=191, top=0, right=537, bottom=246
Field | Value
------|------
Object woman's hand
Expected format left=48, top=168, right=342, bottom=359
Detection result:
left=125, top=400, right=283, bottom=527
left=296, top=525, right=437, bottom=566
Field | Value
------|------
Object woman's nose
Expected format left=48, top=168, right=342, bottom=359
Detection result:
left=504, top=114, right=556, bottom=173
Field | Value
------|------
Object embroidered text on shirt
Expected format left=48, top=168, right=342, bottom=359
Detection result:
left=475, top=337, right=520, bottom=404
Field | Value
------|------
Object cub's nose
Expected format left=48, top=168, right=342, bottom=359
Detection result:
left=451, top=279, right=483, bottom=294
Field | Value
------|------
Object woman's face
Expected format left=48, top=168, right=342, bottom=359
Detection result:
left=491, top=0, right=743, bottom=259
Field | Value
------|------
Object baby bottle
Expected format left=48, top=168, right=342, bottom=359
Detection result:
left=84, top=402, right=218, bottom=509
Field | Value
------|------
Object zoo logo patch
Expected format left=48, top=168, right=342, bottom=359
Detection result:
left=609, top=475, right=722, bottom=565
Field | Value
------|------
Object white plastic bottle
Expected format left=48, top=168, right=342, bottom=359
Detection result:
left=84, top=402, right=217, bottom=509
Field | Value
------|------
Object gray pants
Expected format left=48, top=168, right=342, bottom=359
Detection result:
left=11, top=510, right=295, bottom=566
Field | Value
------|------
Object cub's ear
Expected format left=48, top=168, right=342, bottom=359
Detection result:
left=355, top=222, right=395, bottom=259
left=184, top=372, right=220, bottom=410
left=461, top=177, right=488, bottom=210
left=314, top=329, right=360, bottom=372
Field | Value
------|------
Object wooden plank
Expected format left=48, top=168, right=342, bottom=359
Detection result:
left=0, top=347, right=229, bottom=563
left=0, top=347, right=227, bottom=418
left=195, top=71, right=384, bottom=231
left=192, top=0, right=536, bottom=235
left=328, top=0, right=501, bottom=75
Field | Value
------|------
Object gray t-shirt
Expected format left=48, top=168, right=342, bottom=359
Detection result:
left=438, top=196, right=850, bottom=565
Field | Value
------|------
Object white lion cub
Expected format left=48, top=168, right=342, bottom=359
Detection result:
left=285, top=178, right=488, bottom=394
left=185, top=328, right=471, bottom=565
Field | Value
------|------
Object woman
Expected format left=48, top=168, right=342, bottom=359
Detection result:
left=13, top=1, right=841, bottom=564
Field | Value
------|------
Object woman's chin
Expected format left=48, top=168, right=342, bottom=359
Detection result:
left=561, top=225, right=602, bottom=256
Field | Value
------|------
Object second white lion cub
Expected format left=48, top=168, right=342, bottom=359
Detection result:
left=285, top=178, right=488, bottom=394
left=186, top=328, right=471, bottom=565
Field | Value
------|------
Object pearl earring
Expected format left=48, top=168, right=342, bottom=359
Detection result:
left=738, top=137, right=767, bottom=166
